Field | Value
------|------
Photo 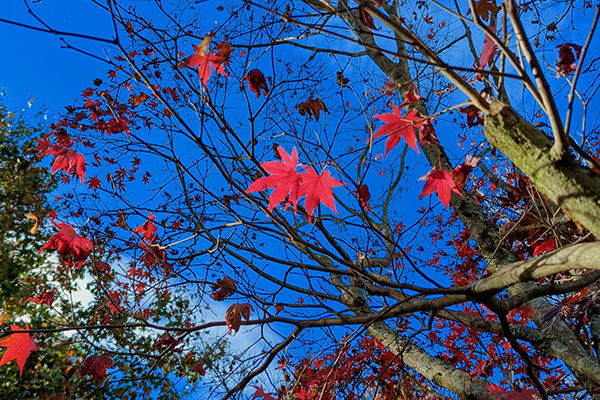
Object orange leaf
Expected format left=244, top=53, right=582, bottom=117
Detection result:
left=295, top=96, right=329, bottom=121
left=26, top=214, right=39, bottom=234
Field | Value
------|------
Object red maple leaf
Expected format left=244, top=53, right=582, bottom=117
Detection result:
left=82, top=354, right=113, bottom=381
left=251, top=385, right=278, bottom=400
left=0, top=324, right=39, bottom=376
left=43, top=147, right=87, bottom=184
left=244, top=69, right=269, bottom=97
left=419, top=168, right=463, bottom=207
left=133, top=213, right=157, bottom=241
left=352, top=184, right=372, bottom=210
left=225, top=303, right=253, bottom=335
left=533, top=237, right=557, bottom=257
left=479, top=25, right=497, bottom=68
left=25, top=288, right=57, bottom=307
left=88, top=176, right=101, bottom=191
left=246, top=146, right=302, bottom=212
left=371, top=104, right=424, bottom=156
left=451, top=154, right=481, bottom=190
left=298, top=166, right=344, bottom=221
left=556, top=43, right=582, bottom=76
left=39, top=221, right=93, bottom=268
left=183, top=39, right=228, bottom=87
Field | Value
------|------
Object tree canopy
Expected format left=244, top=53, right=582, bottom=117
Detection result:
left=2, top=1, right=600, bottom=399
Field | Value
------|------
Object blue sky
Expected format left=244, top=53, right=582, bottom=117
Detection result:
left=0, top=0, right=115, bottom=113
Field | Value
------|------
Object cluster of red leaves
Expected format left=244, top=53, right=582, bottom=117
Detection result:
left=39, top=221, right=93, bottom=268
left=282, top=336, right=405, bottom=400
left=246, top=146, right=344, bottom=221
left=82, top=354, right=113, bottom=382
left=225, top=303, right=253, bottom=334
left=0, top=324, right=39, bottom=376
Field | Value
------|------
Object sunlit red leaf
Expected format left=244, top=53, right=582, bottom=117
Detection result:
left=298, top=166, right=344, bottom=221
left=372, top=104, right=424, bottom=156
left=39, top=221, right=93, bottom=268
left=42, top=147, right=87, bottom=184
left=478, top=25, right=497, bottom=72
left=246, top=146, right=302, bottom=212
left=133, top=213, right=157, bottom=241
left=419, top=169, right=463, bottom=207
left=82, top=354, right=113, bottom=382
left=0, top=324, right=39, bottom=376
left=451, top=154, right=481, bottom=190
left=225, top=303, right=253, bottom=334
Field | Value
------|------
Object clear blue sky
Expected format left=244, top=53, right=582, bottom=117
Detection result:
left=0, top=0, right=115, bottom=114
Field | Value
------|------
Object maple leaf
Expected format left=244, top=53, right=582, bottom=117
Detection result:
left=358, top=5, right=376, bottom=30
left=372, top=105, right=424, bottom=156
left=451, top=154, right=481, bottom=190
left=246, top=146, right=302, bottom=212
left=82, top=354, right=113, bottom=382
left=419, top=169, right=463, bottom=207
left=556, top=43, right=582, bottom=76
left=459, top=104, right=485, bottom=127
left=193, top=361, right=206, bottom=376
left=352, top=184, right=372, bottom=210
left=0, top=324, right=39, bottom=376
left=244, top=69, right=269, bottom=97
left=25, top=288, right=57, bottom=307
left=182, top=33, right=228, bottom=87
left=295, top=96, right=329, bottom=121
left=213, top=41, right=232, bottom=65
left=225, top=303, right=253, bottom=334
left=133, top=213, right=157, bottom=241
left=468, top=0, right=499, bottom=22
left=43, top=147, right=87, bottom=184
left=298, top=166, right=344, bottom=221
left=210, top=276, right=237, bottom=301
left=88, top=176, right=101, bottom=191
left=400, top=84, right=428, bottom=108
left=533, top=237, right=557, bottom=257
left=251, top=385, right=278, bottom=400
left=39, top=221, right=93, bottom=268
left=478, top=25, right=497, bottom=74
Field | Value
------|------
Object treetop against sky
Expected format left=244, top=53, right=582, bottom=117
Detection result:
left=1, top=1, right=600, bottom=400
